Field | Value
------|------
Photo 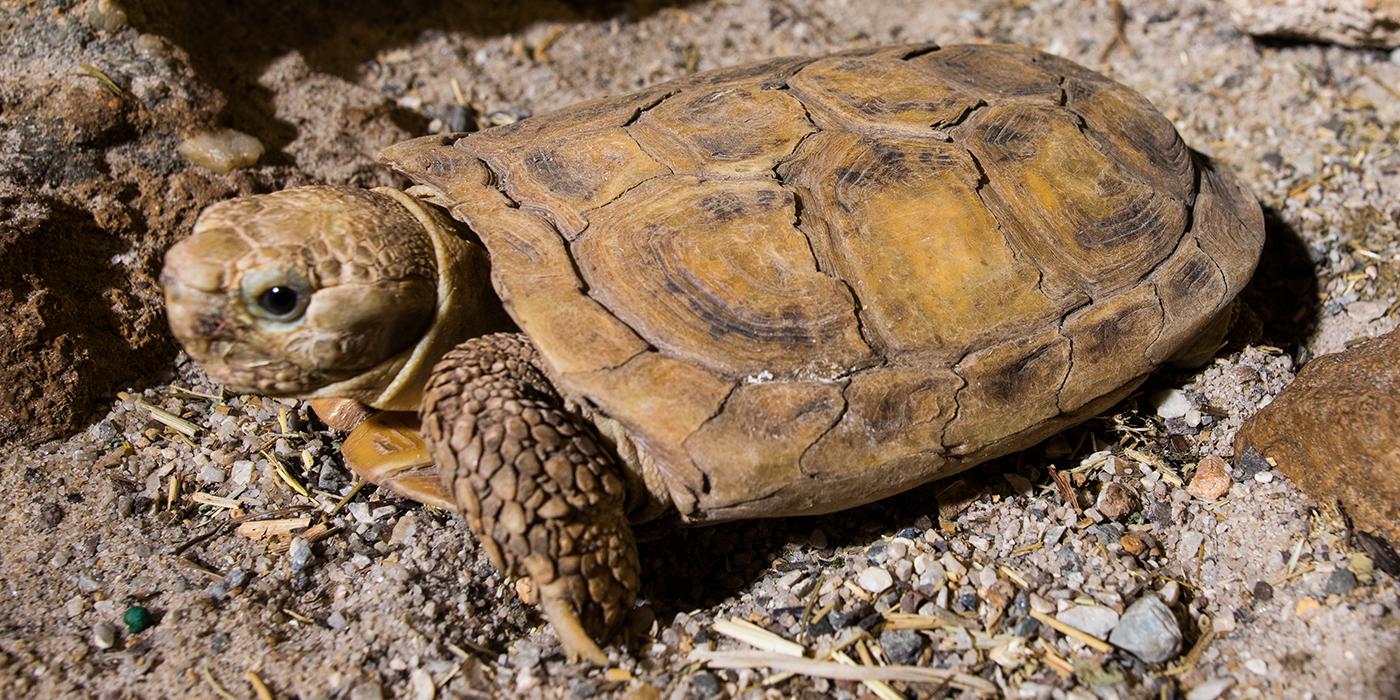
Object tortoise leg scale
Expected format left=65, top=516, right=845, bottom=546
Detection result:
left=420, top=333, right=640, bottom=664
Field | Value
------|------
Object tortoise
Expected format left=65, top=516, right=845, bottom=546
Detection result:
left=161, top=43, right=1264, bottom=662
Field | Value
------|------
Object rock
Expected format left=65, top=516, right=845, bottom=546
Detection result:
left=689, top=672, right=721, bottom=697
left=1109, top=594, right=1182, bottom=663
left=1159, top=581, right=1181, bottom=606
left=1325, top=569, right=1358, bottom=596
left=85, top=0, right=128, bottom=33
left=1187, top=456, right=1232, bottom=500
left=1227, top=0, right=1400, bottom=48
left=858, top=566, right=894, bottom=595
left=1187, top=677, right=1236, bottom=700
left=288, top=537, right=314, bottom=572
left=178, top=129, right=264, bottom=172
left=1120, top=533, right=1147, bottom=555
left=1151, top=388, right=1194, bottom=419
left=1056, top=604, right=1119, bottom=639
left=878, top=628, right=926, bottom=665
left=1237, top=330, right=1400, bottom=542
left=1252, top=581, right=1274, bottom=601
left=92, top=622, right=117, bottom=650
left=408, top=668, right=435, bottom=700
left=1096, top=481, right=1138, bottom=520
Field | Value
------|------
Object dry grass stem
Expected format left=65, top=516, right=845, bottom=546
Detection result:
left=1028, top=609, right=1113, bottom=653
left=246, top=670, right=274, bottom=700
left=236, top=517, right=311, bottom=541
left=711, top=618, right=806, bottom=658
left=201, top=668, right=238, bottom=700
left=693, top=650, right=996, bottom=695
left=191, top=492, right=240, bottom=509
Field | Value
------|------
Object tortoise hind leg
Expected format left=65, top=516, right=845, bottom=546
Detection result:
left=420, top=333, right=640, bottom=664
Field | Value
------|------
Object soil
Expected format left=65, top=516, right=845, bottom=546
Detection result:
left=2, top=0, right=1398, bottom=698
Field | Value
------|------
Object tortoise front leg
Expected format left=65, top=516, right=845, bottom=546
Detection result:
left=420, top=333, right=639, bottom=664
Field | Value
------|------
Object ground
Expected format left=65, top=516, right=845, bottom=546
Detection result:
left=1, top=0, right=1398, bottom=698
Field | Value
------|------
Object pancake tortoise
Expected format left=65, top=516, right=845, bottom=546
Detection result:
left=162, top=43, right=1264, bottom=662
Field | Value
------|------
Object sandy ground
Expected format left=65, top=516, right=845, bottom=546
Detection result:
left=2, top=0, right=1399, bottom=698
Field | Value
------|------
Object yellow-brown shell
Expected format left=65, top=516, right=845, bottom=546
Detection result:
left=383, top=44, right=1264, bottom=523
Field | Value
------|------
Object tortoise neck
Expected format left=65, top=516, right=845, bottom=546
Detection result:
left=365, top=188, right=508, bottom=411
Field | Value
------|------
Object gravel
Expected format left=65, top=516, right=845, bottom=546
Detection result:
left=1110, top=593, right=1184, bottom=664
left=1057, top=605, right=1121, bottom=640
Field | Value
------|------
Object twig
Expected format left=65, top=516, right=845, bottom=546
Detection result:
left=328, top=479, right=368, bottom=517
left=1098, top=0, right=1137, bottom=61
left=201, top=668, right=238, bottom=700
left=246, top=670, right=274, bottom=700
left=1047, top=465, right=1083, bottom=516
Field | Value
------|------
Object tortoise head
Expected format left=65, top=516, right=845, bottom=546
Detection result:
left=162, top=185, right=496, bottom=410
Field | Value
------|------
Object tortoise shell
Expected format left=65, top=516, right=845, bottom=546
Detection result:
left=383, top=44, right=1264, bottom=523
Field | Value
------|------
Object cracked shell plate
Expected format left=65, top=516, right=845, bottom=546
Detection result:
left=383, top=43, right=1264, bottom=523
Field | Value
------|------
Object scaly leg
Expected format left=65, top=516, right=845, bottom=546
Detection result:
left=420, top=333, right=639, bottom=663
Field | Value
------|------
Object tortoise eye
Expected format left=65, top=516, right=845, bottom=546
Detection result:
left=241, top=268, right=311, bottom=323
left=257, top=286, right=300, bottom=317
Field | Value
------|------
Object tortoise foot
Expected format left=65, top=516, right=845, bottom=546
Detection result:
left=421, top=333, right=640, bottom=664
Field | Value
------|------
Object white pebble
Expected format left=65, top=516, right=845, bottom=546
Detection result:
left=1056, top=604, right=1120, bottom=639
left=1244, top=658, right=1269, bottom=675
left=1187, top=678, right=1235, bottom=700
left=1254, top=471, right=1275, bottom=483
left=1152, top=389, right=1194, bottom=419
left=92, top=622, right=117, bottom=650
left=858, top=566, right=894, bottom=594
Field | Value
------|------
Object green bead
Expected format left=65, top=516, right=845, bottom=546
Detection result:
left=123, top=606, right=153, bottom=634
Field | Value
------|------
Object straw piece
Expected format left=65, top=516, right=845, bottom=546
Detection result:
left=692, top=650, right=996, bottom=696
left=712, top=618, right=805, bottom=658
left=1028, top=609, right=1113, bottom=653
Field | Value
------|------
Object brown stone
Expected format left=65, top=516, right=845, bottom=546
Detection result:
left=1236, top=330, right=1400, bottom=543
left=1120, top=533, right=1147, bottom=556
left=1187, top=455, right=1233, bottom=500
left=1096, top=481, right=1139, bottom=520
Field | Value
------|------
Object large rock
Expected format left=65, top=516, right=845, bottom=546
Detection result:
left=1237, top=330, right=1400, bottom=543
left=1227, top=0, right=1400, bottom=48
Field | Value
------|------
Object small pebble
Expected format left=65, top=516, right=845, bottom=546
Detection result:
left=1244, top=658, right=1269, bottom=676
left=289, top=537, right=314, bottom=572
left=178, top=129, right=264, bottom=173
left=878, top=628, right=925, bottom=665
left=1109, top=593, right=1182, bottom=663
left=1120, top=533, right=1146, bottom=555
left=1056, top=604, right=1119, bottom=639
left=1159, top=580, right=1181, bottom=606
left=689, top=672, right=721, bottom=696
left=1152, top=389, right=1193, bottom=419
left=1254, top=471, right=1274, bottom=484
left=92, top=622, right=117, bottom=649
left=1187, top=456, right=1232, bottom=500
left=1186, top=677, right=1235, bottom=700
left=1252, top=580, right=1274, bottom=602
left=1325, top=569, right=1358, bottom=596
left=408, top=668, right=435, bottom=700
left=858, top=566, right=894, bottom=594
left=1096, top=481, right=1138, bottom=520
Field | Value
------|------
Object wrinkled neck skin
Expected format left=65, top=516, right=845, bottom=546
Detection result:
left=311, top=188, right=511, bottom=411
